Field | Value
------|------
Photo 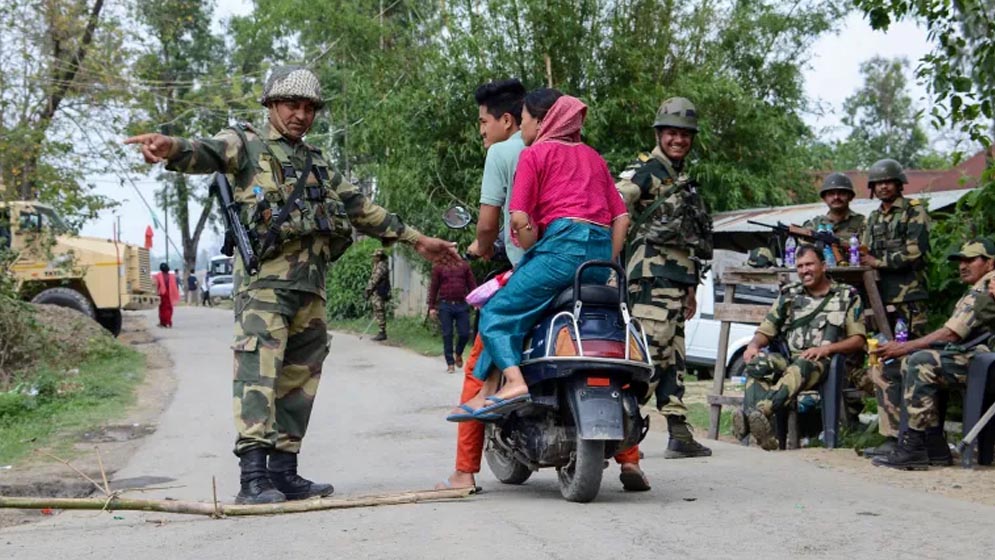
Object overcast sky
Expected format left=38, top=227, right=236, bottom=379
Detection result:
left=81, top=5, right=933, bottom=260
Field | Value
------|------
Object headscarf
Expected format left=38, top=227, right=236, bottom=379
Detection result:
left=533, top=95, right=587, bottom=145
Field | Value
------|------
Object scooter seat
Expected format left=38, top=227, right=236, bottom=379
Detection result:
left=552, top=284, right=620, bottom=310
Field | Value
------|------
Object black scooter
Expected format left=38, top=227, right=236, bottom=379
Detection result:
left=443, top=206, right=654, bottom=502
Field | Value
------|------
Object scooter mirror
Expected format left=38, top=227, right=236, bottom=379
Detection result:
left=442, top=205, right=473, bottom=229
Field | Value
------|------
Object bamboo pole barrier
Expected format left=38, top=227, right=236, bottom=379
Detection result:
left=0, top=487, right=474, bottom=518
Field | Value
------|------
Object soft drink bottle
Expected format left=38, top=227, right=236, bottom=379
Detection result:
left=784, top=236, right=797, bottom=266
left=895, top=318, right=909, bottom=343
left=849, top=233, right=860, bottom=265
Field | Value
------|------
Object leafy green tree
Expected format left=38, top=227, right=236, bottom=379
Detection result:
left=128, top=0, right=252, bottom=275
left=838, top=56, right=930, bottom=168
left=0, top=0, right=127, bottom=226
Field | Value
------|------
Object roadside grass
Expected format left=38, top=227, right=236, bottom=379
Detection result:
left=329, top=315, right=444, bottom=357
left=0, top=340, right=145, bottom=464
left=687, top=402, right=732, bottom=437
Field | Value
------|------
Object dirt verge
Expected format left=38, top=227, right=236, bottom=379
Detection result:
left=0, top=312, right=176, bottom=528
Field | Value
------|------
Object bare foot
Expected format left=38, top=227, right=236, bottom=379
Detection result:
left=447, top=393, right=489, bottom=416
left=434, top=470, right=476, bottom=490
left=489, top=382, right=529, bottom=402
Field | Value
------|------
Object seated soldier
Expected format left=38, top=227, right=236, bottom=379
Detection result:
left=732, top=244, right=867, bottom=450
left=874, top=238, right=995, bottom=470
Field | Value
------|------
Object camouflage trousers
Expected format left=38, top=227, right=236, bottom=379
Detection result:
left=371, top=296, right=387, bottom=332
left=744, top=356, right=827, bottom=417
left=902, top=345, right=988, bottom=431
left=629, top=278, right=689, bottom=417
left=232, top=288, right=330, bottom=456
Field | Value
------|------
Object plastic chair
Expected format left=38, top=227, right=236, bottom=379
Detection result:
left=961, top=352, right=995, bottom=468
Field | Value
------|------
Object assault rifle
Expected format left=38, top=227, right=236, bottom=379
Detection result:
left=747, top=220, right=845, bottom=265
left=210, top=173, right=259, bottom=276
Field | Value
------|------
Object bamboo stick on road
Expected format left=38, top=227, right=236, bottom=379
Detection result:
left=0, top=487, right=475, bottom=518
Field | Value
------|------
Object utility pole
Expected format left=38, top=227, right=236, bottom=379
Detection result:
left=164, top=188, right=169, bottom=265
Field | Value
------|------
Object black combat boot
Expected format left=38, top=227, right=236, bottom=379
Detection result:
left=664, top=416, right=713, bottom=458
left=873, top=429, right=929, bottom=470
left=268, top=451, right=334, bottom=500
left=925, top=427, right=953, bottom=466
left=862, top=436, right=897, bottom=458
left=235, top=448, right=286, bottom=505
left=372, top=330, right=387, bottom=341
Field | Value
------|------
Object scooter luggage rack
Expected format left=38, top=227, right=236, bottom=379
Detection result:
left=521, top=305, right=653, bottom=369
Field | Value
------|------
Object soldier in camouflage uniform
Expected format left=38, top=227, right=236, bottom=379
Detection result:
left=616, top=97, right=713, bottom=458
left=732, top=245, right=867, bottom=450
left=802, top=173, right=866, bottom=240
left=125, top=66, right=457, bottom=504
left=874, top=239, right=995, bottom=469
left=859, top=158, right=931, bottom=459
left=365, top=248, right=390, bottom=341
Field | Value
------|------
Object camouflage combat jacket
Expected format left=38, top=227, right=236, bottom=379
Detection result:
left=802, top=211, right=866, bottom=245
left=616, top=147, right=713, bottom=286
left=944, top=270, right=995, bottom=344
left=165, top=124, right=420, bottom=297
left=757, top=281, right=866, bottom=356
left=860, top=196, right=929, bottom=303
left=366, top=259, right=390, bottom=300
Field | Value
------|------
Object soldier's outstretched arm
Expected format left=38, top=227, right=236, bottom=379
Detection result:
left=124, top=129, right=248, bottom=177
left=333, top=177, right=458, bottom=264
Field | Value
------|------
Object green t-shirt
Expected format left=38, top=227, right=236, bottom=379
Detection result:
left=480, top=131, right=525, bottom=267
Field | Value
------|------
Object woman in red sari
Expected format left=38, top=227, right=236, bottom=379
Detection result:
left=155, top=262, right=179, bottom=327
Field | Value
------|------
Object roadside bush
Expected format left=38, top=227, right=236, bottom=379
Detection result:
left=326, top=238, right=396, bottom=320
left=924, top=174, right=995, bottom=329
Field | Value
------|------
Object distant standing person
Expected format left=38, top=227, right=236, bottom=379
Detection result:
left=365, top=248, right=391, bottom=341
left=202, top=271, right=213, bottom=306
left=156, top=263, right=179, bottom=327
left=187, top=270, right=199, bottom=305
left=428, top=259, right=477, bottom=373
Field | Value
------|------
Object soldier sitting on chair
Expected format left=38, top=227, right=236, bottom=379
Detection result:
left=873, top=238, right=995, bottom=470
left=732, top=244, right=867, bottom=450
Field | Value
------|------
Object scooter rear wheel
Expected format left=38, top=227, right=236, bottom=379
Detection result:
left=484, top=425, right=533, bottom=485
left=557, top=438, right=605, bottom=503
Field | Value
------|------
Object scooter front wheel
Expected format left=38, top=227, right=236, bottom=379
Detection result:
left=484, top=425, right=533, bottom=485
left=557, top=438, right=605, bottom=503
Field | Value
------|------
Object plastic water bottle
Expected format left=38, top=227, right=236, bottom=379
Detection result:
left=895, top=318, right=909, bottom=343
left=821, top=225, right=837, bottom=267
left=849, top=233, right=860, bottom=266
left=784, top=236, right=797, bottom=266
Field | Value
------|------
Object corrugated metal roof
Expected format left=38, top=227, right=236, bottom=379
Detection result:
left=712, top=188, right=976, bottom=252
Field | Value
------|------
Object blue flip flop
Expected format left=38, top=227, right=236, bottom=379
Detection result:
left=446, top=403, right=500, bottom=423
left=472, top=394, right=531, bottom=418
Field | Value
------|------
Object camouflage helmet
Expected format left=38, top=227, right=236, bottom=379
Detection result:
left=819, top=172, right=855, bottom=196
left=747, top=247, right=776, bottom=268
left=260, top=66, right=325, bottom=109
left=653, top=97, right=698, bottom=132
left=867, top=158, right=907, bottom=187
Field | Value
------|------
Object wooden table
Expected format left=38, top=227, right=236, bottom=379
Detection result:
left=706, top=266, right=890, bottom=440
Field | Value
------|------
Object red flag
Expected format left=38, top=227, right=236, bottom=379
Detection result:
left=144, top=226, right=154, bottom=250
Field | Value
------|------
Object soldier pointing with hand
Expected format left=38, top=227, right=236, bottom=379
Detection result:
left=125, top=66, right=457, bottom=504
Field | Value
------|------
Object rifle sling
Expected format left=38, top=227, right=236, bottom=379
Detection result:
left=787, top=288, right=835, bottom=331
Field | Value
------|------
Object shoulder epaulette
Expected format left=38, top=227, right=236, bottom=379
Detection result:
left=637, top=152, right=651, bottom=163
left=781, top=281, right=804, bottom=295
left=233, top=122, right=256, bottom=133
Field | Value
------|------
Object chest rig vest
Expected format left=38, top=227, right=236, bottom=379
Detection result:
left=781, top=282, right=850, bottom=354
left=232, top=126, right=354, bottom=264
left=633, top=155, right=713, bottom=256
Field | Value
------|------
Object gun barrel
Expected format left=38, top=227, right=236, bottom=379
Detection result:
left=212, top=173, right=259, bottom=276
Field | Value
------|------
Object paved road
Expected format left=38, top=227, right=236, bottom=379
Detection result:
left=4, top=307, right=995, bottom=559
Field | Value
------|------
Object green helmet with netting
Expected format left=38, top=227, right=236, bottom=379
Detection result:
left=746, top=247, right=776, bottom=268
left=260, top=66, right=325, bottom=109
left=653, top=97, right=698, bottom=132
left=819, top=172, right=855, bottom=196
left=867, top=158, right=907, bottom=188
